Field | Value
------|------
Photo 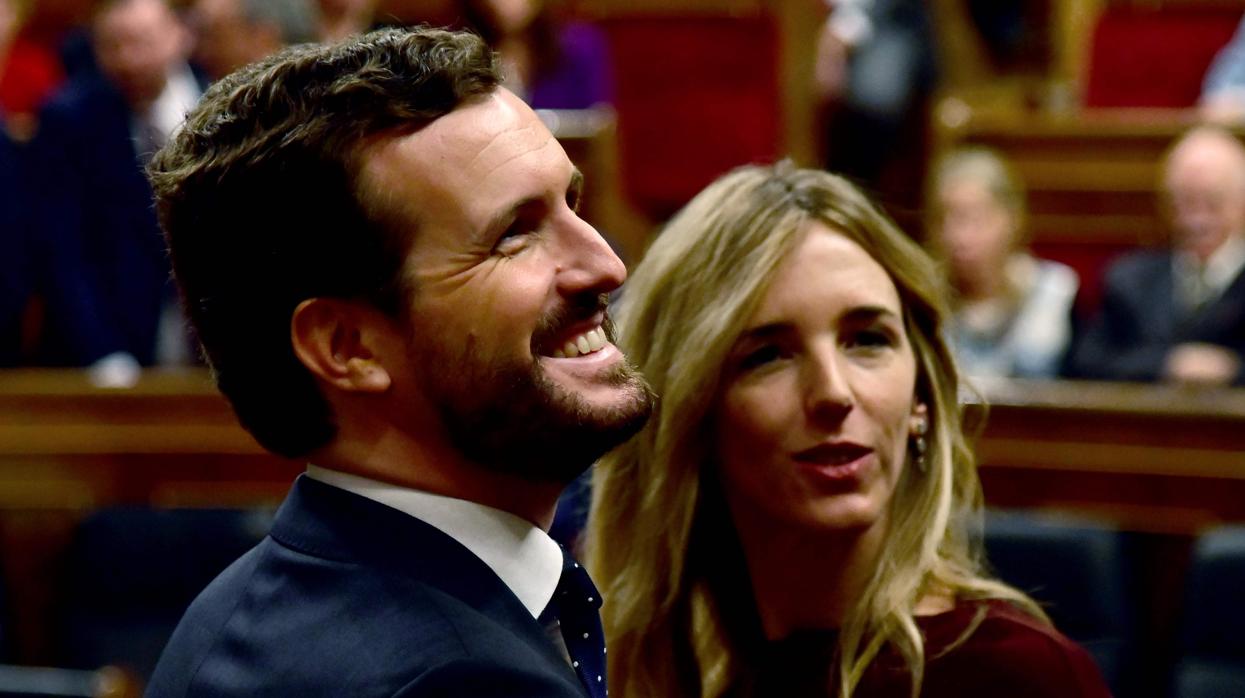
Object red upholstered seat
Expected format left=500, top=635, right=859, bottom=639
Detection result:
left=600, top=14, right=781, bottom=221
left=1086, top=6, right=1243, bottom=108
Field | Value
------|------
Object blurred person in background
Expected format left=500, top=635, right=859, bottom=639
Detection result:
left=814, top=0, right=935, bottom=210
left=460, top=0, right=611, bottom=110
left=0, top=0, right=69, bottom=140
left=927, top=147, right=1078, bottom=380
left=29, top=0, right=199, bottom=383
left=191, top=0, right=319, bottom=82
left=0, top=0, right=32, bottom=365
left=589, top=163, right=1110, bottom=698
left=1069, top=125, right=1245, bottom=385
left=1200, top=14, right=1245, bottom=122
left=315, top=0, right=374, bottom=41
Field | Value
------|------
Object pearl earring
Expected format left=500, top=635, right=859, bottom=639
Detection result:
left=911, top=418, right=928, bottom=474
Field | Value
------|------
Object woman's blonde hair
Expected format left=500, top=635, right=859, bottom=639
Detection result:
left=588, top=163, right=1044, bottom=698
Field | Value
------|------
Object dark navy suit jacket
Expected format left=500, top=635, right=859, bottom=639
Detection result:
left=1067, top=249, right=1245, bottom=384
left=30, top=77, right=175, bottom=366
left=146, top=476, right=590, bottom=697
left=0, top=126, right=30, bottom=366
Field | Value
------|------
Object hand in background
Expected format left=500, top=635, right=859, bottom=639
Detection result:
left=1163, top=342, right=1242, bottom=386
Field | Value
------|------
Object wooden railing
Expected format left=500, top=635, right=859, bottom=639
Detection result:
left=968, top=377, right=1245, bottom=534
left=0, top=369, right=1243, bottom=664
left=0, top=368, right=1241, bottom=529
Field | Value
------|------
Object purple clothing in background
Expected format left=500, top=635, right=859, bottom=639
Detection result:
left=527, top=22, right=613, bottom=110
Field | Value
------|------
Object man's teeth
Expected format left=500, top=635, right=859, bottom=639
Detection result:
left=551, top=327, right=608, bottom=358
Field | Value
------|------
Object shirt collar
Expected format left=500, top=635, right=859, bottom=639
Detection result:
left=1206, top=234, right=1245, bottom=293
left=1178, top=234, right=1245, bottom=297
left=144, top=63, right=201, bottom=138
left=304, top=464, right=563, bottom=619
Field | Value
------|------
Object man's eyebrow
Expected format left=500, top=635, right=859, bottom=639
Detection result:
left=479, top=166, right=584, bottom=242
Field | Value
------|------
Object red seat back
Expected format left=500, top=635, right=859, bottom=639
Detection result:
left=601, top=14, right=782, bottom=221
left=1086, top=7, right=1243, bottom=108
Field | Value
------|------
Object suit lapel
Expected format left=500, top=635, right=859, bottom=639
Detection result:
left=1187, top=263, right=1245, bottom=345
left=1145, top=255, right=1182, bottom=341
left=268, top=475, right=580, bottom=682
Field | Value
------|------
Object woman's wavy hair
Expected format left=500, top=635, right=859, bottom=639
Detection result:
left=588, top=163, right=1043, bottom=698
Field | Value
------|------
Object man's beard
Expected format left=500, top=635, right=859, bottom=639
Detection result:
left=412, top=304, right=654, bottom=484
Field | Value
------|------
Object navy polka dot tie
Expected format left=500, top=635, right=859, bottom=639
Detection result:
left=540, top=546, right=608, bottom=698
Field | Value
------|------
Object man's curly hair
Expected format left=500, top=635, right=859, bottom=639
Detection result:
left=148, top=27, right=501, bottom=458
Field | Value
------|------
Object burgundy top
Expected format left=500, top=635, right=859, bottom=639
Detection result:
left=731, top=599, right=1112, bottom=697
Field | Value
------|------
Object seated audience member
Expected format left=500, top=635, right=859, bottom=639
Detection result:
left=460, top=0, right=612, bottom=110
left=191, top=0, right=319, bottom=82
left=1068, top=126, right=1245, bottom=385
left=29, top=0, right=200, bottom=380
left=0, top=0, right=67, bottom=140
left=588, top=163, right=1111, bottom=698
left=927, top=147, right=1078, bottom=379
left=814, top=0, right=935, bottom=204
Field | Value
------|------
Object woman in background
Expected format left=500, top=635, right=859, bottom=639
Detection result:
left=927, top=147, right=1078, bottom=379
left=588, top=163, right=1108, bottom=697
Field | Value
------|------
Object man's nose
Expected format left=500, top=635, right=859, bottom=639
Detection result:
left=554, top=214, right=627, bottom=297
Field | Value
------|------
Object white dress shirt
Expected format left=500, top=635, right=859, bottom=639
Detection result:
left=304, top=464, right=563, bottom=619
left=1176, top=234, right=1245, bottom=309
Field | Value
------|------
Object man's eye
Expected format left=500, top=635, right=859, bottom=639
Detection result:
left=566, top=184, right=582, bottom=213
left=494, top=220, right=537, bottom=255
left=501, top=221, right=531, bottom=239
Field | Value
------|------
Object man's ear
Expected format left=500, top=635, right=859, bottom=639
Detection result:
left=290, top=298, right=393, bottom=393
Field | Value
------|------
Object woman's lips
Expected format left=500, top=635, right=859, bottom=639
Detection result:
left=792, top=442, right=873, bottom=481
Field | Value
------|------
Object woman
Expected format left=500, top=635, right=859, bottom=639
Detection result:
left=927, top=147, right=1078, bottom=379
left=588, top=163, right=1109, bottom=697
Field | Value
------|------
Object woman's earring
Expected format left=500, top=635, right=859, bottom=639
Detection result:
left=911, top=418, right=928, bottom=474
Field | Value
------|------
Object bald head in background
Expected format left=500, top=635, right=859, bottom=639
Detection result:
left=1156, top=125, right=1245, bottom=384
left=1162, top=125, right=1245, bottom=264
left=1068, top=125, right=1245, bottom=386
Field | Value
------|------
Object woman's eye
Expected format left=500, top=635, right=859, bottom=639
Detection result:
left=849, top=328, right=896, bottom=350
left=739, top=345, right=783, bottom=370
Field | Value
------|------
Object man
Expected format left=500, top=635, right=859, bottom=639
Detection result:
left=191, top=0, right=318, bottom=82
left=1069, top=125, right=1245, bottom=385
left=145, top=28, right=653, bottom=696
left=31, top=0, right=200, bottom=380
left=814, top=0, right=935, bottom=205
